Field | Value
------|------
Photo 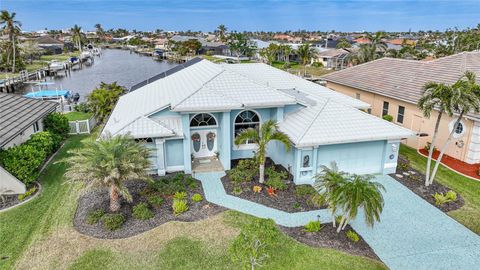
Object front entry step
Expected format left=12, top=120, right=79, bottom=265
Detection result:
left=192, top=157, right=224, bottom=172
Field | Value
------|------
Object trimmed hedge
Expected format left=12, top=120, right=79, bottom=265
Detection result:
left=43, top=112, right=70, bottom=139
left=0, top=144, right=46, bottom=185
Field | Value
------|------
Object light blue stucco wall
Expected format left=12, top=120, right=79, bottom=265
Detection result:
left=165, top=139, right=184, bottom=168
left=267, top=140, right=295, bottom=173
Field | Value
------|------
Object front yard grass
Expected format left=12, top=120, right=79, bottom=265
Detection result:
left=0, top=133, right=386, bottom=270
left=64, top=112, right=93, bottom=121
left=400, top=144, right=480, bottom=234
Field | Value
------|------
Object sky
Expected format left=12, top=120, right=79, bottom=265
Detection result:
left=1, top=0, right=479, bottom=32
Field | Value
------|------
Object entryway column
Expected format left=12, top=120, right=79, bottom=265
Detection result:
left=155, top=138, right=166, bottom=176
left=182, top=114, right=192, bottom=173
left=221, top=112, right=231, bottom=170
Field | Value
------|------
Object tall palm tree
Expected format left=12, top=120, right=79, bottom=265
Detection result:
left=417, top=82, right=454, bottom=186
left=0, top=10, right=22, bottom=72
left=313, top=162, right=348, bottom=227
left=296, top=43, right=316, bottom=76
left=94, top=23, right=105, bottom=41
left=428, top=71, right=480, bottom=185
left=259, top=43, right=278, bottom=65
left=235, top=120, right=291, bottom=183
left=280, top=44, right=292, bottom=63
left=61, top=134, right=151, bottom=212
left=71, top=24, right=83, bottom=52
left=334, top=174, right=385, bottom=232
left=217, top=24, right=227, bottom=42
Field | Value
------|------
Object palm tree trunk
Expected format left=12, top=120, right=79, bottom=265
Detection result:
left=259, top=163, right=265, bottom=184
left=428, top=111, right=464, bottom=185
left=425, top=110, right=443, bottom=186
left=337, top=215, right=346, bottom=233
left=109, top=185, right=121, bottom=212
left=12, top=36, right=16, bottom=73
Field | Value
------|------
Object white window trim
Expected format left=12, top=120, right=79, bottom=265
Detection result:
left=189, top=113, right=218, bottom=129
left=449, top=120, right=466, bottom=139
left=232, top=109, right=262, bottom=150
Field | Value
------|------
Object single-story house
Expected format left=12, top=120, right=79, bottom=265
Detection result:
left=0, top=93, right=58, bottom=149
left=102, top=58, right=413, bottom=184
left=321, top=51, right=480, bottom=164
left=169, top=35, right=229, bottom=55
left=313, top=48, right=351, bottom=70
left=35, top=35, right=64, bottom=54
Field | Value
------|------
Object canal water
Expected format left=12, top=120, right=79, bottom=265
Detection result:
left=19, top=49, right=178, bottom=101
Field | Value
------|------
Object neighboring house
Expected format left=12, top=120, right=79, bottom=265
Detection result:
left=314, top=48, right=351, bottom=70
left=35, top=35, right=64, bottom=54
left=0, top=166, right=26, bottom=195
left=322, top=51, right=480, bottom=164
left=0, top=93, right=58, bottom=149
left=169, top=35, right=229, bottom=55
left=102, top=58, right=412, bottom=184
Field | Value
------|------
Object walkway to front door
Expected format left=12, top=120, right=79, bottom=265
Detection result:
left=195, top=172, right=480, bottom=270
left=192, top=157, right=224, bottom=173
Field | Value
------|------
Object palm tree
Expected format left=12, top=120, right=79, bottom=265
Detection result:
left=235, top=120, right=291, bottom=184
left=296, top=43, right=316, bottom=76
left=71, top=24, right=83, bottom=52
left=217, top=24, right=227, bottom=42
left=334, top=174, right=385, bottom=232
left=0, top=10, right=22, bottom=72
left=280, top=44, right=292, bottom=63
left=94, top=23, right=105, bottom=41
left=87, top=82, right=125, bottom=123
left=428, top=71, right=480, bottom=185
left=417, top=81, right=454, bottom=186
left=61, top=134, right=151, bottom=212
left=259, top=43, right=278, bottom=65
left=313, top=162, right=348, bottom=227
left=352, top=32, right=387, bottom=64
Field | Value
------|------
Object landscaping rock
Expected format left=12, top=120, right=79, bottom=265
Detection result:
left=395, top=174, right=403, bottom=178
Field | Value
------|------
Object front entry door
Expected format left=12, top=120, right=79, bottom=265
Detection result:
left=191, top=130, right=217, bottom=158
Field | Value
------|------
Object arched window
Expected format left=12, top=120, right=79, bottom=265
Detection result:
left=190, top=113, right=217, bottom=127
left=234, top=110, right=260, bottom=144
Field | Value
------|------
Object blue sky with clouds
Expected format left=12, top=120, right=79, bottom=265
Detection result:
left=1, top=0, right=479, bottom=32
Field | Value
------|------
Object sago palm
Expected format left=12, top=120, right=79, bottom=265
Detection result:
left=334, top=174, right=385, bottom=233
left=61, top=134, right=151, bottom=212
left=235, top=120, right=291, bottom=184
left=417, top=81, right=454, bottom=186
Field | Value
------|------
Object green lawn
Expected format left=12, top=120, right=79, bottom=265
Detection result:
left=64, top=112, right=93, bottom=121
left=0, top=133, right=386, bottom=270
left=400, top=144, right=480, bottom=234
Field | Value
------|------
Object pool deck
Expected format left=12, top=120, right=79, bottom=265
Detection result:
left=194, top=171, right=480, bottom=270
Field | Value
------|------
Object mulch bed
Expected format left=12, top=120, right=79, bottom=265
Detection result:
left=280, top=223, right=380, bottom=261
left=390, top=155, right=464, bottom=212
left=73, top=178, right=225, bottom=239
left=221, top=159, right=327, bottom=213
left=419, top=148, right=480, bottom=179
left=0, top=182, right=40, bottom=211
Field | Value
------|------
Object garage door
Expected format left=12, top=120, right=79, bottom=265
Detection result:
left=317, top=141, right=385, bottom=175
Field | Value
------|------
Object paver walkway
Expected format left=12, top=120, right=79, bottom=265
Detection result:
left=195, top=171, right=480, bottom=270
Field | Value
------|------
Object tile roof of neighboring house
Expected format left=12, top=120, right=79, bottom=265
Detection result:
left=35, top=35, right=63, bottom=45
left=317, top=49, right=350, bottom=58
left=321, top=52, right=480, bottom=110
left=354, top=37, right=371, bottom=44
left=0, top=93, right=58, bottom=148
left=387, top=38, right=416, bottom=46
left=103, top=59, right=413, bottom=146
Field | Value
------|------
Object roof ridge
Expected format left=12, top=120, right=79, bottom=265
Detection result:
left=171, top=69, right=226, bottom=109
left=296, top=99, right=331, bottom=144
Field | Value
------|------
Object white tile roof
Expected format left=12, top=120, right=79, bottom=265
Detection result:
left=103, top=59, right=414, bottom=145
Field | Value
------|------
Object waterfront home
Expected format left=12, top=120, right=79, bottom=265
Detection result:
left=313, top=48, right=351, bottom=70
left=0, top=93, right=58, bottom=149
left=102, top=58, right=413, bottom=184
left=322, top=51, right=480, bottom=165
left=169, top=35, right=229, bottom=56
left=35, top=35, right=64, bottom=54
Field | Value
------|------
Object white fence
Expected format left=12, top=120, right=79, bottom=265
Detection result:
left=69, top=117, right=96, bottom=134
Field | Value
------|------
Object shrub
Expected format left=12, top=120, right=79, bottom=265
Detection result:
left=252, top=185, right=262, bottom=193
left=185, top=175, right=197, bottom=189
left=424, top=142, right=437, bottom=153
left=86, top=209, right=105, bottom=224
left=191, top=193, right=203, bottom=202
left=148, top=175, right=186, bottom=196
left=408, top=174, right=422, bottom=182
left=346, top=230, right=360, bottom=242
left=133, top=202, right=154, bottom=220
left=311, top=61, right=323, bottom=68
left=232, top=186, right=243, bottom=195
left=303, top=220, right=322, bottom=232
left=17, top=186, right=37, bottom=201
left=335, top=215, right=343, bottom=225
left=308, top=194, right=326, bottom=208
left=295, top=185, right=316, bottom=198
left=265, top=167, right=288, bottom=191
left=293, top=202, right=300, bottom=209
left=173, top=191, right=187, bottom=200
left=101, top=213, right=125, bottom=231
left=73, top=102, right=90, bottom=113
left=1, top=144, right=46, bottom=185
left=397, top=158, right=410, bottom=171
left=146, top=194, right=164, bottom=207
left=26, top=131, right=56, bottom=154
left=228, top=159, right=258, bottom=184
left=43, top=112, right=70, bottom=139
left=433, top=190, right=457, bottom=205
left=172, top=199, right=189, bottom=215
left=382, top=114, right=393, bottom=122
